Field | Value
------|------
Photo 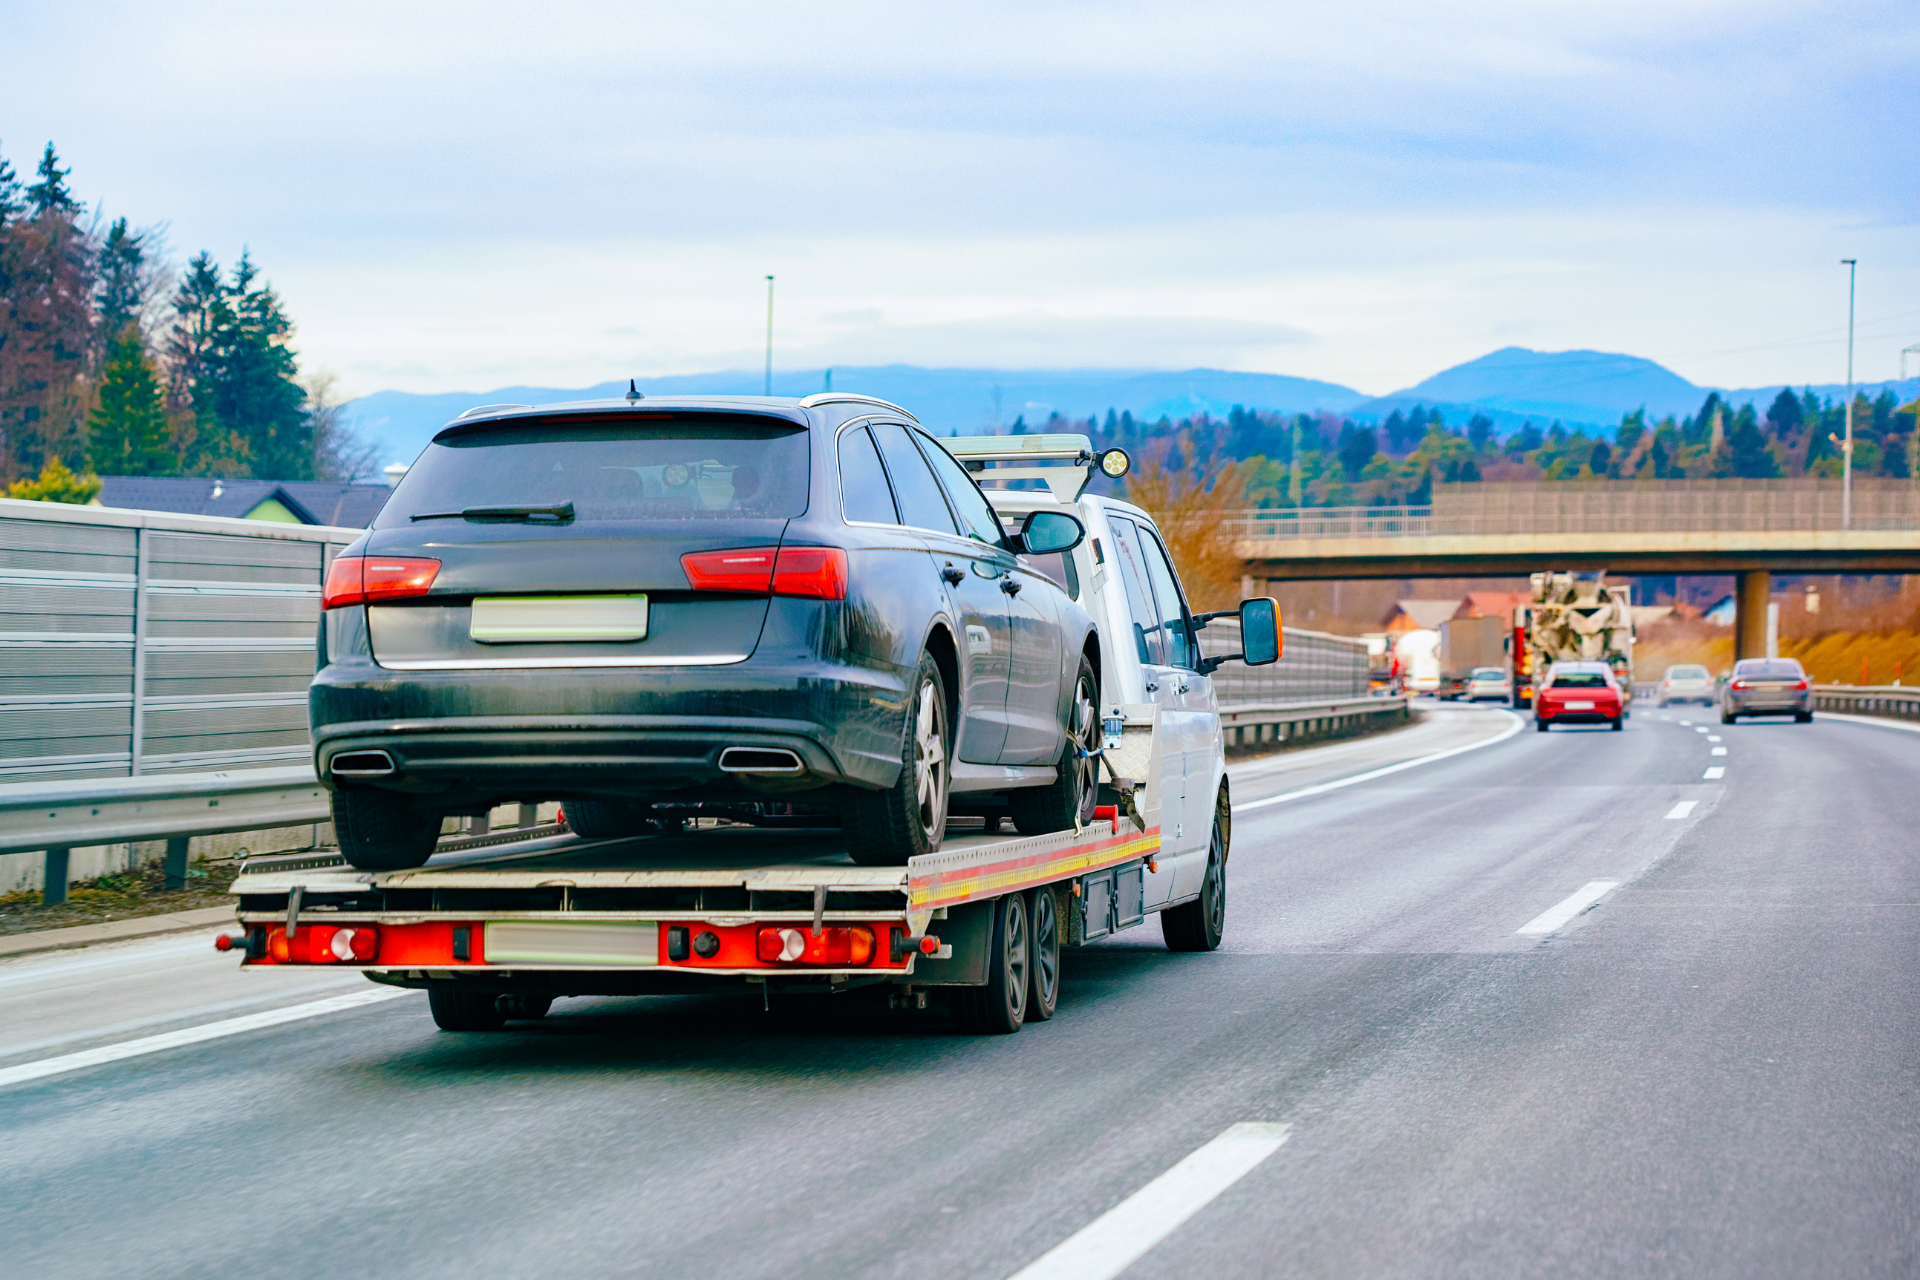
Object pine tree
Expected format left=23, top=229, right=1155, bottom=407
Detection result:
left=25, top=143, right=79, bottom=217
left=1723, top=404, right=1779, bottom=478
left=88, top=328, right=174, bottom=476
left=95, top=218, right=146, bottom=344
left=1766, top=387, right=1802, bottom=434
left=0, top=142, right=22, bottom=226
left=163, top=251, right=312, bottom=478
left=1467, top=413, right=1494, bottom=452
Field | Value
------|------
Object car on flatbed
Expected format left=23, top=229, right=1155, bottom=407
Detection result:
left=236, top=414, right=1283, bottom=1036
left=312, top=394, right=1103, bottom=870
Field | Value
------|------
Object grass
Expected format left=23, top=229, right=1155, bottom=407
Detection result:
left=0, top=860, right=240, bottom=938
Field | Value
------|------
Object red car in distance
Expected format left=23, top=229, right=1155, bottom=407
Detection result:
left=1534, top=662, right=1625, bottom=732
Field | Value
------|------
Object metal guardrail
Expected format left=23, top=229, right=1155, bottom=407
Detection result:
left=1219, top=694, right=1410, bottom=748
left=1811, top=685, right=1920, bottom=721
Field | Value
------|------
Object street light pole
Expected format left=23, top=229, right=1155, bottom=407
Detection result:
left=1842, top=258, right=1857, bottom=531
left=764, top=275, right=775, bottom=397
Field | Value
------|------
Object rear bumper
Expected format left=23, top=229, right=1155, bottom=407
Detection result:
left=310, top=661, right=907, bottom=801
left=1725, top=694, right=1811, bottom=715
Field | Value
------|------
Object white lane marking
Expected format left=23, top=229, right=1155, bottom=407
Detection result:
left=1517, top=880, right=1620, bottom=936
left=1679, top=720, right=1692, bottom=726
left=1704, top=766, right=1725, bottom=779
left=0, top=987, right=410, bottom=1090
left=1711, top=747, right=1726, bottom=755
left=1007, top=1123, right=1292, bottom=1280
left=1694, top=727, right=1709, bottom=733
left=1707, top=735, right=1722, bottom=742
left=1665, top=801, right=1698, bottom=819
left=1235, top=711, right=1522, bottom=813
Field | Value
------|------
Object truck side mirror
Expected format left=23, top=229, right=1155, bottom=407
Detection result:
left=1240, top=597, right=1281, bottom=665
left=1018, top=510, right=1085, bottom=555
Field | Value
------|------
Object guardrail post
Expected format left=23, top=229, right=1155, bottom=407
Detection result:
left=162, top=836, right=190, bottom=890
left=43, top=847, right=70, bottom=905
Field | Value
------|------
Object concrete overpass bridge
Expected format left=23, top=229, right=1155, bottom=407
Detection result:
left=1233, top=479, right=1920, bottom=658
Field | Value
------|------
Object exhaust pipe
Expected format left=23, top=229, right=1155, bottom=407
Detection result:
left=330, top=749, right=397, bottom=778
left=718, top=747, right=804, bottom=774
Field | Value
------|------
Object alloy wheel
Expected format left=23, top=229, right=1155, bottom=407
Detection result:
left=913, top=678, right=948, bottom=843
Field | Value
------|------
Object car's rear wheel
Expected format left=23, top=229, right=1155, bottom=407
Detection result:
left=1163, top=815, right=1226, bottom=952
left=1721, top=708, right=1737, bottom=724
left=1026, top=885, right=1061, bottom=1022
left=846, top=653, right=951, bottom=866
left=1535, top=717, right=1549, bottom=732
left=1796, top=711, right=1814, bottom=723
left=565, top=801, right=681, bottom=839
left=333, top=789, right=441, bottom=871
left=1010, top=656, right=1099, bottom=836
left=1610, top=717, right=1623, bottom=731
left=951, top=892, right=1029, bottom=1034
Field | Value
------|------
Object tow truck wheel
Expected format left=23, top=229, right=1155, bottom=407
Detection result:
left=1026, top=886, right=1061, bottom=1022
left=1009, top=657, right=1100, bottom=837
left=333, top=789, right=441, bottom=871
left=846, top=654, right=951, bottom=866
left=952, top=892, right=1029, bottom=1034
left=497, top=993, right=552, bottom=1020
left=1163, top=818, right=1226, bottom=952
left=427, top=984, right=506, bottom=1032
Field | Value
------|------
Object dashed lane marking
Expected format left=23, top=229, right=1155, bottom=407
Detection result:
left=1665, top=801, right=1698, bottom=819
left=1707, top=735, right=1722, bottom=742
left=0, top=988, right=412, bottom=1090
left=1704, top=766, right=1726, bottom=779
left=1006, top=1123, right=1292, bottom=1280
left=1517, top=880, right=1621, bottom=936
left=1711, top=747, right=1726, bottom=756
left=1695, top=727, right=1709, bottom=733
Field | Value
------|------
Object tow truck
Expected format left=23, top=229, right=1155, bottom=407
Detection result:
left=220, top=415, right=1279, bottom=1035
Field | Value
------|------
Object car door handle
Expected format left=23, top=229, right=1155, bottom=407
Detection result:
left=1000, top=578, right=1022, bottom=595
left=940, top=564, right=965, bottom=585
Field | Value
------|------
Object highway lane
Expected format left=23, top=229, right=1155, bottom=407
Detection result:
left=2, top=706, right=1916, bottom=1278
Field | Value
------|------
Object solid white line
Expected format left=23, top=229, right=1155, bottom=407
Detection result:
left=1516, top=880, right=1620, bottom=936
left=1235, top=712, right=1522, bottom=812
left=0, top=987, right=411, bottom=1090
left=1006, top=1123, right=1292, bottom=1280
left=1704, top=766, right=1725, bottom=779
left=1665, top=801, right=1698, bottom=819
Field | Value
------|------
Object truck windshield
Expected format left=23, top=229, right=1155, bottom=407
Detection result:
left=1551, top=672, right=1608, bottom=688
left=377, top=418, right=810, bottom=526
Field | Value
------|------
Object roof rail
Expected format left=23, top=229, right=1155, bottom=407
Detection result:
left=797, top=393, right=919, bottom=423
left=457, top=403, right=534, bottom=419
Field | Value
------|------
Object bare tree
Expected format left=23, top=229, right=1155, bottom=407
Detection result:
left=305, top=370, right=379, bottom=482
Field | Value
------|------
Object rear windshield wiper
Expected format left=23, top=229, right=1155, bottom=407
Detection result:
left=410, top=502, right=574, bottom=523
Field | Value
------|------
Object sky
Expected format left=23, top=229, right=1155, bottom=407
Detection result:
left=5, top=0, right=1918, bottom=400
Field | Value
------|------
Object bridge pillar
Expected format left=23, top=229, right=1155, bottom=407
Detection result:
left=1735, top=570, right=1771, bottom=661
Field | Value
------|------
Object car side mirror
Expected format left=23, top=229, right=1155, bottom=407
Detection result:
left=1239, top=597, right=1281, bottom=666
left=1018, top=510, right=1084, bottom=556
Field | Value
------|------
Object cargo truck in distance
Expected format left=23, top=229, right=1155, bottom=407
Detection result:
left=1521, top=571, right=1635, bottom=713
left=1437, top=616, right=1508, bottom=700
left=223, top=406, right=1280, bottom=1035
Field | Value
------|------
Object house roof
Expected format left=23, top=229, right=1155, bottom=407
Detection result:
left=1385, top=598, right=1464, bottom=631
left=95, top=477, right=391, bottom=528
left=1458, top=591, right=1528, bottom=621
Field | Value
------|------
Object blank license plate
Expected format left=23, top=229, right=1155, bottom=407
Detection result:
left=483, top=921, right=658, bottom=966
left=471, top=594, right=648, bottom=643
left=1565, top=700, right=1595, bottom=710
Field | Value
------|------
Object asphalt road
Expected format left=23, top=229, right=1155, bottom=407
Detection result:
left=3, top=704, right=1916, bottom=1279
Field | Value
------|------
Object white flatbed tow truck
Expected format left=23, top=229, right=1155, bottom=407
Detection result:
left=221, top=426, right=1280, bottom=1034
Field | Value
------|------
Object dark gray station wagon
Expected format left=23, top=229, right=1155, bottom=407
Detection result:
left=311, top=394, right=1100, bottom=869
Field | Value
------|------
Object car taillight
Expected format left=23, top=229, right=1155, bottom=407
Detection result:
left=1792, top=679, right=1809, bottom=690
left=682, top=547, right=848, bottom=601
left=771, top=547, right=848, bottom=600
left=681, top=546, right=778, bottom=592
left=322, top=557, right=440, bottom=609
left=1731, top=679, right=1750, bottom=689
left=755, top=925, right=875, bottom=965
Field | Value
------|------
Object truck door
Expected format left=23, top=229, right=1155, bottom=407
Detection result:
left=1105, top=516, right=1193, bottom=904
left=869, top=421, right=1011, bottom=763
left=1131, top=522, right=1217, bottom=898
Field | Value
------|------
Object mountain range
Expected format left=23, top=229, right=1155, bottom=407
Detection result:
left=340, top=349, right=1920, bottom=471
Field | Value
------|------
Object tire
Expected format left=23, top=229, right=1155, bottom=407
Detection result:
left=846, top=653, right=951, bottom=867
left=1796, top=711, right=1814, bottom=723
left=1721, top=709, right=1736, bottom=725
left=1026, top=886, right=1061, bottom=1022
left=497, top=993, right=552, bottom=1020
left=428, top=985, right=506, bottom=1032
left=1163, top=814, right=1226, bottom=952
left=333, top=788, right=441, bottom=871
left=1610, top=717, right=1623, bottom=731
left=1535, top=717, right=1549, bottom=732
left=566, top=801, right=679, bottom=839
left=1009, top=656, right=1099, bottom=837
left=951, top=892, right=1029, bottom=1034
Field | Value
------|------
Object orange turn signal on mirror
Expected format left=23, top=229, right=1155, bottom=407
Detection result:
left=323, top=557, right=440, bottom=609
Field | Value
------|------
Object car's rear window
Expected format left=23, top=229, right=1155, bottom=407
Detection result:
left=1551, top=671, right=1609, bottom=688
left=376, top=417, right=810, bottom=526
left=1667, top=666, right=1709, bottom=679
left=1471, top=668, right=1504, bottom=678
left=1734, top=660, right=1804, bottom=679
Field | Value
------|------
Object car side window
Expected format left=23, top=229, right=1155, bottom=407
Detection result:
left=1136, top=527, right=1197, bottom=671
left=869, top=422, right=959, bottom=536
left=1107, top=517, right=1165, bottom=666
left=837, top=426, right=899, bottom=525
left=916, top=432, right=1009, bottom=548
